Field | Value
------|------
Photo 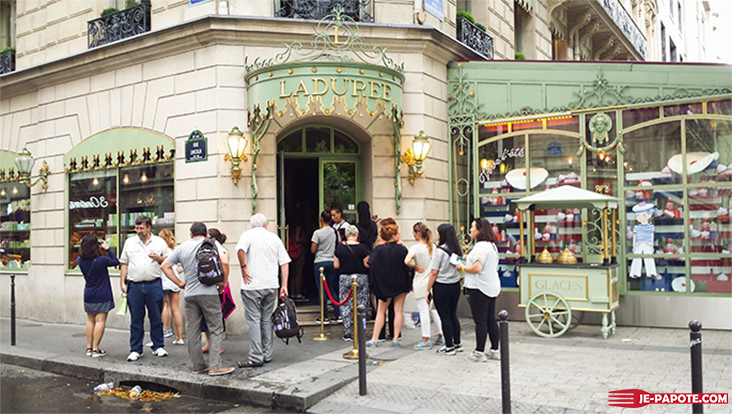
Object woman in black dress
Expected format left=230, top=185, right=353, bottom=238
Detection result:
left=366, top=220, right=411, bottom=347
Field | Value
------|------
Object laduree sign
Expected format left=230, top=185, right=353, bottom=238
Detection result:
left=246, top=62, right=404, bottom=119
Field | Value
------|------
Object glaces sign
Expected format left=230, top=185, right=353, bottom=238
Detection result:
left=69, top=196, right=109, bottom=210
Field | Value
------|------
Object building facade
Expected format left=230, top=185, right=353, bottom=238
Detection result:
left=1, top=0, right=730, bottom=332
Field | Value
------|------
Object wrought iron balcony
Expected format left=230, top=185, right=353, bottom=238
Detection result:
left=457, top=16, right=494, bottom=60
left=275, top=0, right=374, bottom=22
left=0, top=48, right=15, bottom=74
left=87, top=3, right=151, bottom=49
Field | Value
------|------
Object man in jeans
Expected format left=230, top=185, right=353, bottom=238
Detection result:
left=162, top=222, right=235, bottom=376
left=236, top=214, right=290, bottom=368
left=119, top=216, right=171, bottom=362
left=311, top=210, right=340, bottom=324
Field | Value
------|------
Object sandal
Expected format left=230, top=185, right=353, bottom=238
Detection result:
left=86, top=347, right=93, bottom=357
left=237, top=360, right=263, bottom=368
left=91, top=349, right=107, bottom=358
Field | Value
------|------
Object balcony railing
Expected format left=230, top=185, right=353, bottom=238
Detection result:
left=275, top=0, right=374, bottom=22
left=457, top=17, right=494, bottom=60
left=87, top=3, right=151, bottom=49
left=0, top=48, right=15, bottom=74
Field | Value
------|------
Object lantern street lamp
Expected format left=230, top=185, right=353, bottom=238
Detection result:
left=14, top=148, right=50, bottom=192
left=224, top=126, right=248, bottom=184
left=401, top=131, right=432, bottom=184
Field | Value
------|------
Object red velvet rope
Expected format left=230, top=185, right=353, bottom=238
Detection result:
left=322, top=277, right=353, bottom=306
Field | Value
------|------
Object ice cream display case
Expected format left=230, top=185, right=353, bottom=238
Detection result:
left=515, top=186, right=620, bottom=339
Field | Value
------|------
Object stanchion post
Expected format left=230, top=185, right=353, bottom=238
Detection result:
left=689, top=320, right=703, bottom=414
left=11, top=274, right=16, bottom=346
left=343, top=275, right=359, bottom=359
left=313, top=267, right=329, bottom=341
left=499, top=310, right=510, bottom=414
left=357, top=305, right=367, bottom=396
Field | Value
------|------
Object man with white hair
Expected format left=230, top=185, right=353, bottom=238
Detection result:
left=235, top=214, right=291, bottom=368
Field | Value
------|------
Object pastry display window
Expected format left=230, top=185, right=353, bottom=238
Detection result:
left=0, top=182, right=30, bottom=270
left=622, top=121, right=681, bottom=187
left=68, top=162, right=174, bottom=270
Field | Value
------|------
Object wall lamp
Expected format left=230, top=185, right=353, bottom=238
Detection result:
left=401, top=131, right=431, bottom=184
left=15, top=148, right=50, bottom=192
left=224, top=126, right=248, bottom=184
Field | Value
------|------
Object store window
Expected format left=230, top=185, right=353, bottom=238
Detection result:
left=685, top=119, right=731, bottom=184
left=68, top=163, right=174, bottom=269
left=623, top=121, right=681, bottom=187
left=1, top=181, right=30, bottom=270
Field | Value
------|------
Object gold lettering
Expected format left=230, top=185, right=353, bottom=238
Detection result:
left=312, top=78, right=329, bottom=96
left=294, top=80, right=309, bottom=96
left=352, top=79, right=367, bottom=97
left=369, top=81, right=381, bottom=99
left=331, top=78, right=348, bottom=96
left=383, top=84, right=391, bottom=101
left=280, top=80, right=291, bottom=98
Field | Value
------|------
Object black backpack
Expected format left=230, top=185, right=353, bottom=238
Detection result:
left=196, top=237, right=224, bottom=286
left=271, top=295, right=303, bottom=344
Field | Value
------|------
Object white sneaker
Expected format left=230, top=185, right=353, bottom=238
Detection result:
left=465, top=350, right=488, bottom=363
left=152, top=347, right=168, bottom=357
left=172, top=339, right=185, bottom=345
left=145, top=341, right=154, bottom=348
left=487, top=349, right=500, bottom=360
left=164, top=329, right=173, bottom=338
left=127, top=351, right=142, bottom=362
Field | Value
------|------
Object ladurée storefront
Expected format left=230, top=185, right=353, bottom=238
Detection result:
left=447, top=60, right=732, bottom=329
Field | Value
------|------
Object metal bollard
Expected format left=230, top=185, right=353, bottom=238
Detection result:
left=357, top=305, right=367, bottom=396
left=499, top=310, right=510, bottom=414
left=689, top=320, right=703, bottom=414
left=11, top=274, right=16, bottom=346
left=343, top=275, right=359, bottom=359
left=313, top=268, right=329, bottom=341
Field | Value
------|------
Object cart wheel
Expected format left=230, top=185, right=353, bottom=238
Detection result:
left=525, top=291, right=572, bottom=338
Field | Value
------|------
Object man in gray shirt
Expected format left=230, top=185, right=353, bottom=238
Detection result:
left=311, top=210, right=340, bottom=323
left=162, top=221, right=234, bottom=376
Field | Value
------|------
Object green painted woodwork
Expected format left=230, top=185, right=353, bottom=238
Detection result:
left=0, top=150, right=19, bottom=182
left=63, top=128, right=174, bottom=171
left=447, top=61, right=732, bottom=299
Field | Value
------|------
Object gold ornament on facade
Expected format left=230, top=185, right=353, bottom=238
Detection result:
left=556, top=248, right=577, bottom=264
left=336, top=67, right=342, bottom=73
left=537, top=248, right=554, bottom=263
left=312, top=67, right=317, bottom=73
left=359, top=68, right=364, bottom=74
left=288, top=68, right=293, bottom=74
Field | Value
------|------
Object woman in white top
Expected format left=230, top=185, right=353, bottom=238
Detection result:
left=456, top=218, right=501, bottom=362
left=404, top=222, right=443, bottom=350
left=159, top=229, right=185, bottom=345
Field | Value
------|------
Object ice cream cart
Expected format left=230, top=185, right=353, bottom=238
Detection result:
left=515, top=186, right=619, bottom=339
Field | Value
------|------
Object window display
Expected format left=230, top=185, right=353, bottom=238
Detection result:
left=623, top=121, right=681, bottom=187
left=68, top=163, right=174, bottom=269
left=0, top=182, right=30, bottom=270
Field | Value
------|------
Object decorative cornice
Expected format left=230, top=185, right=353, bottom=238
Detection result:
left=65, top=145, right=173, bottom=173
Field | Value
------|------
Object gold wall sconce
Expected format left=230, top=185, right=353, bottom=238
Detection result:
left=15, top=148, right=50, bottom=192
left=401, top=131, right=431, bottom=184
left=224, top=126, right=248, bottom=184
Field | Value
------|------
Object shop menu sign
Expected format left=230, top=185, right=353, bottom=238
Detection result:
left=185, top=130, right=207, bottom=163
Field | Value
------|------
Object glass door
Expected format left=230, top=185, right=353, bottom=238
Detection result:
left=321, top=161, right=359, bottom=224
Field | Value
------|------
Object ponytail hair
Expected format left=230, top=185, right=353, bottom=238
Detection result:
left=413, top=221, right=433, bottom=255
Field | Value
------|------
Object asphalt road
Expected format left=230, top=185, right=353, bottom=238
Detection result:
left=0, top=363, right=280, bottom=413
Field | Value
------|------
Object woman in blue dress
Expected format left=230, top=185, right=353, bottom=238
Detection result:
left=77, top=234, right=119, bottom=357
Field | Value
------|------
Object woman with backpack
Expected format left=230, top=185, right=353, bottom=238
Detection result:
left=457, top=218, right=501, bottom=362
left=78, top=234, right=119, bottom=357
left=404, top=222, right=443, bottom=350
left=334, top=225, right=371, bottom=341
left=427, top=224, right=463, bottom=355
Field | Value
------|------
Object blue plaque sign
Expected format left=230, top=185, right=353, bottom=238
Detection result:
left=424, top=0, right=444, bottom=21
left=185, top=130, right=207, bottom=163
left=547, top=141, right=563, bottom=156
left=190, top=0, right=213, bottom=5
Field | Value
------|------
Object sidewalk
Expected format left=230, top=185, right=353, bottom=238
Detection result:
left=1, top=316, right=730, bottom=413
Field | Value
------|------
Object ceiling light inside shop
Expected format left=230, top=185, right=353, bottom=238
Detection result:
left=0, top=188, right=5, bottom=196
left=140, top=172, right=148, bottom=183
left=12, top=186, right=18, bottom=194
left=92, top=177, right=99, bottom=186
left=123, top=174, right=129, bottom=184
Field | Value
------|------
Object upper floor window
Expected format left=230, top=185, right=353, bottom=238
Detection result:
left=275, top=0, right=375, bottom=23
left=0, top=0, right=15, bottom=74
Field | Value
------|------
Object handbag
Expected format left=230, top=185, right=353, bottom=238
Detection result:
left=115, top=293, right=127, bottom=316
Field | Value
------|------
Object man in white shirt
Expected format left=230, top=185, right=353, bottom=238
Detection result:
left=162, top=221, right=235, bottom=376
left=235, top=214, right=290, bottom=368
left=119, top=216, right=171, bottom=362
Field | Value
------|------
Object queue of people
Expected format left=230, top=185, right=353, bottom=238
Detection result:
left=78, top=204, right=502, bottom=376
